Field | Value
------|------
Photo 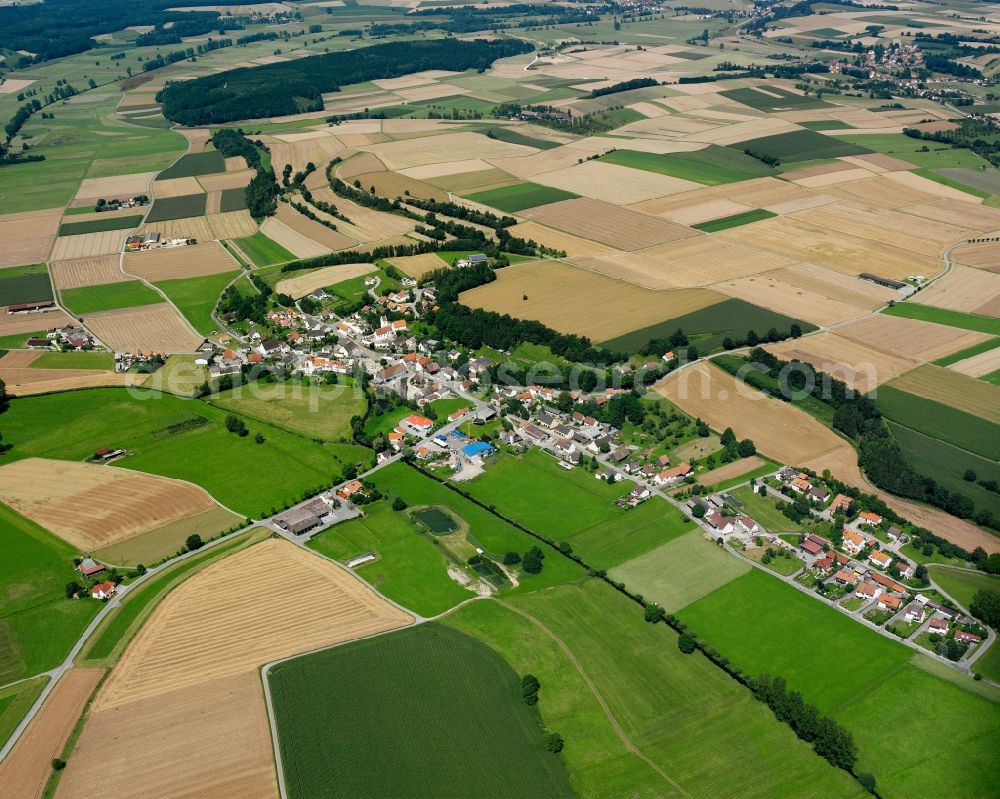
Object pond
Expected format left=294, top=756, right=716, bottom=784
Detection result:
left=412, top=507, right=458, bottom=535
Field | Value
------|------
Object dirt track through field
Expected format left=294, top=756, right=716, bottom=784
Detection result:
left=57, top=539, right=412, bottom=799
left=0, top=669, right=104, bottom=799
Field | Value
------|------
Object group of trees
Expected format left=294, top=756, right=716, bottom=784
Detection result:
left=211, top=128, right=277, bottom=219
left=218, top=274, right=272, bottom=325
left=588, top=77, right=660, bottom=98
left=904, top=119, right=1000, bottom=169
left=158, top=39, right=534, bottom=125
left=719, top=426, right=756, bottom=460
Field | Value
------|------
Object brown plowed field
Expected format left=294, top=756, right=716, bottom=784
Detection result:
left=462, top=260, right=722, bottom=341
left=910, top=265, right=1000, bottom=316
left=0, top=458, right=221, bottom=551
left=886, top=364, right=1000, bottom=424
left=835, top=315, right=989, bottom=363
left=0, top=669, right=104, bottom=799
left=84, top=304, right=203, bottom=353
left=124, top=241, right=238, bottom=281
left=49, top=256, right=128, bottom=290
left=522, top=198, right=699, bottom=250
left=0, top=309, right=72, bottom=337
left=0, top=209, right=62, bottom=267
left=56, top=539, right=412, bottom=799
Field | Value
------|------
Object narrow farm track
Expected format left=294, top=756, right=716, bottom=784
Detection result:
left=495, top=600, right=694, bottom=799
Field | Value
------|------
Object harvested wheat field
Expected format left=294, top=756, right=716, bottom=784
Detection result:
left=207, top=210, right=258, bottom=239
left=354, top=170, right=440, bottom=201
left=197, top=169, right=255, bottom=192
left=0, top=458, right=221, bottom=551
left=224, top=155, right=247, bottom=172
left=56, top=539, right=412, bottom=799
left=364, top=131, right=534, bottom=171
left=721, top=215, right=938, bottom=279
left=824, top=175, right=941, bottom=210
left=137, top=216, right=214, bottom=243
left=124, top=241, right=238, bottom=281
left=205, top=191, right=222, bottom=215
left=275, top=262, right=376, bottom=298
left=311, top=190, right=414, bottom=241
left=910, top=265, right=1000, bottom=316
left=84, top=304, right=203, bottom=353
left=532, top=160, right=702, bottom=205
left=572, top=237, right=795, bottom=290
left=74, top=172, right=157, bottom=203
left=0, top=669, right=104, bottom=799
left=276, top=203, right=356, bottom=251
left=696, top=456, right=766, bottom=487
left=779, top=261, right=897, bottom=306
left=50, top=230, right=127, bottom=260
left=0, top=209, right=62, bottom=267
left=505, top=221, right=619, bottom=257
left=903, top=198, right=1000, bottom=233
left=462, top=260, right=722, bottom=341
left=0, top=350, right=139, bottom=396
left=950, top=241, right=1000, bottom=272
left=0, top=350, right=40, bottom=368
left=949, top=346, right=1000, bottom=378
left=335, top=151, right=385, bottom=180
left=887, top=364, right=1000, bottom=424
left=522, top=198, right=698, bottom=250
left=0, top=308, right=72, bottom=336
left=49, top=256, right=128, bottom=290
left=659, top=198, right=754, bottom=226
left=836, top=315, right=989, bottom=363
left=656, top=362, right=854, bottom=468
left=385, top=253, right=447, bottom=279
left=152, top=177, right=203, bottom=199
left=766, top=332, right=915, bottom=392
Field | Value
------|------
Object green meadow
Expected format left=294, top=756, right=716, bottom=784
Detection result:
left=60, top=280, right=164, bottom=315
left=883, top=303, right=1000, bottom=336
left=466, top=182, right=578, bottom=212
left=0, top=264, right=53, bottom=306
left=154, top=270, right=240, bottom=335
left=32, top=351, right=115, bottom=370
left=232, top=231, right=297, bottom=267
left=600, top=144, right=773, bottom=185
left=692, top=208, right=776, bottom=233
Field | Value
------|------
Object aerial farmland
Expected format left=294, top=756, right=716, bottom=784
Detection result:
left=0, top=0, right=999, bottom=797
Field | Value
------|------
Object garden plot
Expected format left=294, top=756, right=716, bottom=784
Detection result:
left=0, top=209, right=61, bottom=267
left=521, top=198, right=698, bottom=250
left=950, top=241, right=1000, bottom=271
left=0, top=458, right=221, bottom=552
left=275, top=263, right=376, bottom=299
left=363, top=132, right=535, bottom=171
left=529, top=159, right=703, bottom=205
left=766, top=332, right=916, bottom=392
left=48, top=256, right=127, bottom=290
left=720, top=215, right=938, bottom=279
left=124, top=241, right=238, bottom=281
left=461, top=259, right=722, bottom=342
left=911, top=265, right=1000, bottom=316
left=83, top=304, right=203, bottom=353
left=73, top=172, right=157, bottom=203
left=56, top=539, right=411, bottom=799
left=887, top=364, right=1000, bottom=424
left=836, top=315, right=990, bottom=364
left=571, top=237, right=796, bottom=290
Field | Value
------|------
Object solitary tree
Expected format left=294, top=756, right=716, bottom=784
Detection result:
left=186, top=534, right=204, bottom=551
left=545, top=732, right=564, bottom=753
left=391, top=496, right=408, bottom=512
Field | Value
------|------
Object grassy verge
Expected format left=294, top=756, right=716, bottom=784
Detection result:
left=933, top=337, right=1000, bottom=367
left=883, top=303, right=1000, bottom=336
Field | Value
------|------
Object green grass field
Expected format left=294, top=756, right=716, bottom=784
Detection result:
left=933, top=337, right=1000, bottom=367
left=232, top=230, right=296, bottom=266
left=600, top=298, right=815, bottom=354
left=154, top=270, right=239, bottom=335
left=156, top=151, right=226, bottom=180
left=448, top=581, right=867, bottom=799
left=0, top=677, right=47, bottom=750
left=485, top=127, right=560, bottom=150
left=926, top=565, right=1000, bottom=612
left=887, top=421, right=1000, bottom=519
left=0, top=388, right=367, bottom=518
left=731, top=486, right=808, bottom=533
left=145, top=193, right=207, bottom=223
left=308, top=501, right=472, bottom=616
left=693, top=208, right=776, bottom=232
left=0, top=504, right=102, bottom=683
left=799, top=120, right=853, bottom=131
left=460, top=448, right=691, bottom=567
left=721, top=86, right=832, bottom=112
left=599, top=146, right=770, bottom=185
left=610, top=529, right=751, bottom=611
left=677, top=569, right=1000, bottom=799
left=875, top=385, right=999, bottom=460
left=883, top=303, right=1000, bottom=336
left=269, top=623, right=575, bottom=799
left=57, top=215, right=144, bottom=236
left=730, top=129, right=870, bottom=163
left=0, top=263, right=52, bottom=306
left=370, top=461, right=584, bottom=590
left=60, top=280, right=164, bottom=315
left=836, top=133, right=991, bottom=170
left=466, top=182, right=578, bottom=212
left=219, top=186, right=249, bottom=212
left=32, top=351, right=114, bottom=370
left=210, top=381, right=366, bottom=442
left=916, top=169, right=991, bottom=199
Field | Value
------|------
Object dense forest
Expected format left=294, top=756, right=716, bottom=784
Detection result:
left=158, top=38, right=534, bottom=125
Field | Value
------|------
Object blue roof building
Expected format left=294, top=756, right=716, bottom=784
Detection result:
left=461, top=441, right=495, bottom=459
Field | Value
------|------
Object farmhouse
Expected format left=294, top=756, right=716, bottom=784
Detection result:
left=77, top=558, right=105, bottom=578
left=336, top=480, right=364, bottom=501
left=274, top=506, right=324, bottom=536
left=896, top=561, right=914, bottom=580
left=870, top=571, right=907, bottom=595
left=656, top=463, right=692, bottom=485
left=829, top=494, right=852, bottom=514
left=90, top=581, right=117, bottom=600
left=801, top=534, right=828, bottom=556
left=706, top=511, right=734, bottom=534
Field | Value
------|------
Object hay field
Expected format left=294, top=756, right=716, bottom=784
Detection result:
left=0, top=308, right=72, bottom=336
left=124, top=241, right=238, bottom=281
left=950, top=241, right=1000, bottom=272
left=49, top=256, right=129, bottom=290
left=0, top=458, right=220, bottom=551
left=836, top=315, right=990, bottom=362
left=275, top=263, right=376, bottom=298
left=902, top=199, right=1000, bottom=233
left=0, top=669, right=104, bottom=799
left=364, top=132, right=535, bottom=171
left=766, top=333, right=916, bottom=392
left=656, top=362, right=854, bottom=469
left=49, top=230, right=125, bottom=260
left=385, top=253, right=447, bottom=279
left=84, top=304, right=203, bottom=352
left=57, top=540, right=412, bottom=799
left=949, top=347, right=1000, bottom=378
left=522, top=198, right=698, bottom=250
left=74, top=172, right=157, bottom=202
left=571, top=237, right=796, bottom=290
left=720, top=216, right=938, bottom=279
left=207, top=210, right=258, bottom=239
left=911, top=265, right=1000, bottom=316
left=530, top=160, right=703, bottom=205
left=198, top=169, right=254, bottom=192
left=887, top=365, right=1000, bottom=424
left=504, top=221, right=619, bottom=257
left=0, top=209, right=61, bottom=267
left=152, top=177, right=203, bottom=198
left=461, top=260, right=722, bottom=341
